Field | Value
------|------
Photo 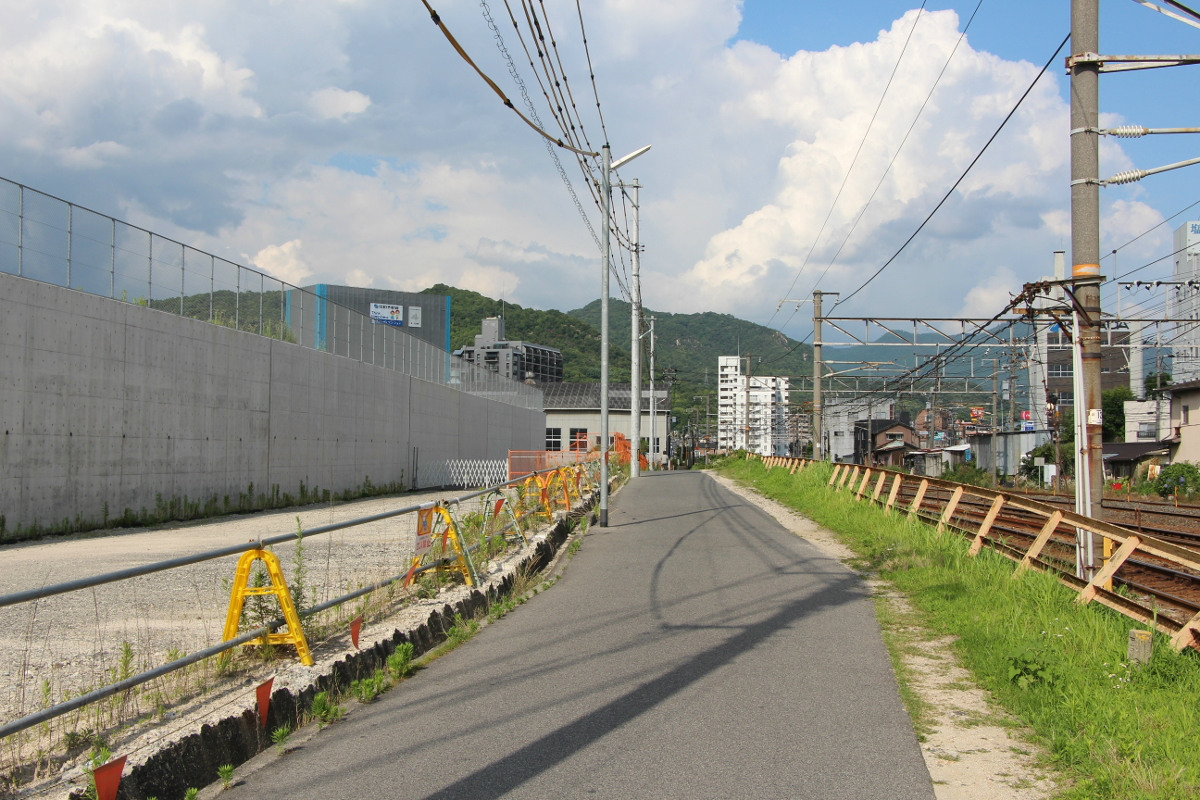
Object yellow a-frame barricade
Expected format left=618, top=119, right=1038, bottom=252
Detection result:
left=222, top=548, right=314, bottom=666
left=403, top=504, right=479, bottom=588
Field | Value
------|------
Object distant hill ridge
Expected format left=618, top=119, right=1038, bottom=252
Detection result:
left=421, top=285, right=813, bottom=413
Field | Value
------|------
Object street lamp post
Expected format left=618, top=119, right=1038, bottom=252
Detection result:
left=628, top=179, right=643, bottom=480
left=600, top=144, right=651, bottom=527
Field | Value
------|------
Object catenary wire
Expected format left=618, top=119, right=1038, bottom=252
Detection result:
left=420, top=0, right=598, bottom=156
left=832, top=31, right=1070, bottom=310
left=766, top=2, right=929, bottom=331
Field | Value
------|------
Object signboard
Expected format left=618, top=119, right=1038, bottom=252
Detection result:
left=1088, top=408, right=1104, bottom=426
left=408, top=306, right=422, bottom=328
left=370, top=303, right=404, bottom=327
left=970, top=406, right=985, bottom=421
left=414, top=507, right=435, bottom=556
left=1021, top=410, right=1032, bottom=421
left=1023, top=421, right=1035, bottom=432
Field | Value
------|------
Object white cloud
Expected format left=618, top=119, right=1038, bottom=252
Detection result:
left=309, top=87, right=370, bottom=120
left=1, top=0, right=1168, bottom=332
left=252, top=239, right=312, bottom=286
left=956, top=266, right=1019, bottom=319
left=60, top=141, right=129, bottom=168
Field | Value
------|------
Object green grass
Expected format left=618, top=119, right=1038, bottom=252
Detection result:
left=717, top=456, right=1200, bottom=800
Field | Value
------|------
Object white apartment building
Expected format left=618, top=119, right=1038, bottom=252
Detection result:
left=717, top=356, right=790, bottom=455
left=1170, top=220, right=1200, bottom=383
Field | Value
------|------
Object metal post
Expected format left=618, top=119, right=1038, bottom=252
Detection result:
left=648, top=316, right=656, bottom=470
left=744, top=353, right=752, bottom=453
left=600, top=144, right=612, bottom=526
left=813, top=291, right=825, bottom=460
left=629, top=179, right=642, bottom=479
left=1071, top=0, right=1104, bottom=562
left=991, top=366, right=999, bottom=477
left=66, top=204, right=72, bottom=288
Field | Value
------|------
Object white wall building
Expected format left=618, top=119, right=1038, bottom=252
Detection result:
left=1123, top=399, right=1171, bottom=443
left=717, top=356, right=790, bottom=455
left=1170, top=220, right=1200, bottom=383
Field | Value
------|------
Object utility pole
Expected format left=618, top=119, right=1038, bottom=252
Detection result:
left=812, top=290, right=838, bottom=460
left=648, top=316, right=657, bottom=470
left=991, top=365, right=999, bottom=477
left=1071, top=0, right=1103, bottom=572
left=744, top=353, right=752, bottom=453
left=628, top=179, right=643, bottom=479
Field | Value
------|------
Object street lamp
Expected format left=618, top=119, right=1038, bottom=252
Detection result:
left=601, top=143, right=651, bottom=527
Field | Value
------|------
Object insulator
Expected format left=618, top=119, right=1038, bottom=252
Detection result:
left=1107, top=169, right=1147, bottom=185
left=1109, top=125, right=1149, bottom=138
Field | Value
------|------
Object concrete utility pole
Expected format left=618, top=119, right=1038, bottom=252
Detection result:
left=629, top=179, right=643, bottom=480
left=744, top=353, right=752, bottom=452
left=1071, top=0, right=1104, bottom=568
left=648, top=315, right=657, bottom=470
left=812, top=290, right=838, bottom=460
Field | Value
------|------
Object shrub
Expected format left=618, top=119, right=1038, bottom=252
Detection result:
left=1153, top=462, right=1200, bottom=497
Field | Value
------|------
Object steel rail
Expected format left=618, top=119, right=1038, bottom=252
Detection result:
left=762, top=456, right=1200, bottom=651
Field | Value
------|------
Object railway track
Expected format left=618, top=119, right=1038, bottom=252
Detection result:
left=898, top=482, right=1200, bottom=628
left=778, top=457, right=1200, bottom=652
left=1022, top=492, right=1200, bottom=550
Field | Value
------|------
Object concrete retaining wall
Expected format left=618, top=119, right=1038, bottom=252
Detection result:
left=0, top=273, right=543, bottom=536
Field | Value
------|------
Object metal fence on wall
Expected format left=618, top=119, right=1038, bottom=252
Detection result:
left=0, top=177, right=541, bottom=410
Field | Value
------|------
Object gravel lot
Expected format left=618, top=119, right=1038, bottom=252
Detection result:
left=0, top=487, right=515, bottom=732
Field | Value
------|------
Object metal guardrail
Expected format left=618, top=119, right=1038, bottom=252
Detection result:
left=756, top=456, right=1200, bottom=653
left=0, top=463, right=599, bottom=741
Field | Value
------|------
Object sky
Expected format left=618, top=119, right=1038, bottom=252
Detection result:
left=3, top=0, right=1199, bottom=341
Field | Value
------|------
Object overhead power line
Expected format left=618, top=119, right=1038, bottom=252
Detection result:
left=833, top=31, right=1071, bottom=310
left=420, top=0, right=597, bottom=156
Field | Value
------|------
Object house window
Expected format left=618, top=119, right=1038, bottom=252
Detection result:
left=1137, top=422, right=1156, bottom=440
left=546, top=428, right=562, bottom=451
left=887, top=433, right=904, bottom=441
left=569, top=428, right=589, bottom=452
left=1185, top=405, right=1191, bottom=425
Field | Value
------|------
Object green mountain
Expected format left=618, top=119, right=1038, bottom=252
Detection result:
left=423, top=284, right=630, bottom=383
left=423, top=285, right=813, bottom=429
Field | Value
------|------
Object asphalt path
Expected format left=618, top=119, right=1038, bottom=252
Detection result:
left=223, top=470, right=935, bottom=799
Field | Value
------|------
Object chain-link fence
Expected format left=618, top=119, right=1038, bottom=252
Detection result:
left=0, top=177, right=541, bottom=410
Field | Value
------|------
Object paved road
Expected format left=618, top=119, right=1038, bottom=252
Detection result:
left=225, top=471, right=935, bottom=799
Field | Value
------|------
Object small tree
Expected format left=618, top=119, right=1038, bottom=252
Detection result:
left=1102, top=386, right=1134, bottom=442
left=1145, top=371, right=1172, bottom=395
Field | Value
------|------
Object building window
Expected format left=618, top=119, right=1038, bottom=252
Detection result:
left=1048, top=364, right=1073, bottom=378
left=546, top=428, right=562, bottom=451
left=1058, top=391, right=1074, bottom=407
left=569, top=428, right=589, bottom=452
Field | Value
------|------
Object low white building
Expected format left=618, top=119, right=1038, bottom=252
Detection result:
left=1123, top=399, right=1171, bottom=443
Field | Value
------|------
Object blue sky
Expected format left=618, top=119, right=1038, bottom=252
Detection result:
left=2, top=0, right=1198, bottom=337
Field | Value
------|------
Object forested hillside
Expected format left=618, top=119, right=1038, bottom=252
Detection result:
left=423, top=285, right=812, bottom=426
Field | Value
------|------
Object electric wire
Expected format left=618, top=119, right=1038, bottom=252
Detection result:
left=480, top=0, right=602, bottom=253
left=766, top=2, right=929, bottom=332
left=833, top=31, right=1070, bottom=310
left=420, top=0, right=597, bottom=156
left=798, top=0, right=984, bottom=319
